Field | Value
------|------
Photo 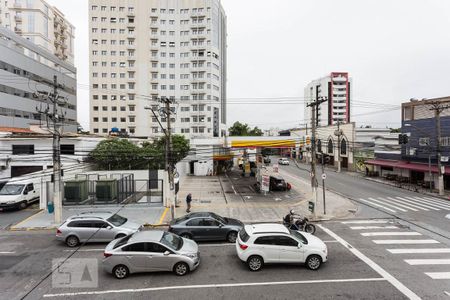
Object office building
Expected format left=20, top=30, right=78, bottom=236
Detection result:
left=89, top=0, right=227, bottom=138
left=304, top=72, right=352, bottom=126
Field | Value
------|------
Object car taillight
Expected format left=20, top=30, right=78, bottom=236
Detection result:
left=239, top=243, right=248, bottom=250
left=56, top=229, right=62, bottom=235
left=104, top=252, right=112, bottom=258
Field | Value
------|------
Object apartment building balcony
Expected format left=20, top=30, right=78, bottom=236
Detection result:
left=127, top=11, right=135, bottom=17
left=14, top=27, right=22, bottom=34
left=126, top=44, right=136, bottom=50
left=332, top=76, right=347, bottom=82
left=190, top=23, right=206, bottom=29
left=127, top=56, right=136, bottom=61
left=191, top=56, right=206, bottom=62
left=14, top=15, right=22, bottom=22
left=191, top=13, right=206, bottom=18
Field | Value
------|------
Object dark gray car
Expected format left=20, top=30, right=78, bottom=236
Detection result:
left=168, top=212, right=244, bottom=243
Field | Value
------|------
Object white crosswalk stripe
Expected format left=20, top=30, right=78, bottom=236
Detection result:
left=395, top=197, right=440, bottom=211
left=373, top=239, right=440, bottom=244
left=421, top=196, right=450, bottom=207
left=361, top=232, right=422, bottom=237
left=341, top=220, right=390, bottom=224
left=387, top=248, right=450, bottom=254
left=386, top=197, right=429, bottom=211
left=367, top=197, right=408, bottom=212
left=424, top=272, right=450, bottom=279
left=407, top=196, right=450, bottom=210
left=359, top=198, right=397, bottom=212
left=350, top=226, right=399, bottom=230
left=405, top=259, right=450, bottom=265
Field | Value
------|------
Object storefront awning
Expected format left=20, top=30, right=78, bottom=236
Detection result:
left=231, top=139, right=295, bottom=148
left=365, top=159, right=450, bottom=175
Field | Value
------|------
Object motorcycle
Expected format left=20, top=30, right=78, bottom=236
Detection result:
left=283, top=216, right=316, bottom=234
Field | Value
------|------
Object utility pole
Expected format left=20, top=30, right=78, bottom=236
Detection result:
left=307, top=96, right=327, bottom=219
left=430, top=102, right=450, bottom=196
left=335, top=121, right=342, bottom=173
left=36, top=75, right=65, bottom=224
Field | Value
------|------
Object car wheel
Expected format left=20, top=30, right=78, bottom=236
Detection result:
left=305, top=224, right=316, bottom=234
left=180, top=233, right=192, bottom=240
left=227, top=231, right=238, bottom=243
left=66, top=235, right=79, bottom=247
left=247, top=255, right=263, bottom=271
left=173, top=262, right=189, bottom=276
left=115, top=233, right=126, bottom=239
left=306, top=255, right=322, bottom=270
left=19, top=201, right=27, bottom=210
left=113, top=265, right=129, bottom=279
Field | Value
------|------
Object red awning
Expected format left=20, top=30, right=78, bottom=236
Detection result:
left=365, top=159, right=450, bottom=175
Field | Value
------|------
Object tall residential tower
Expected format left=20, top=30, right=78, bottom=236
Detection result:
left=304, top=72, right=352, bottom=127
left=89, top=0, right=227, bottom=138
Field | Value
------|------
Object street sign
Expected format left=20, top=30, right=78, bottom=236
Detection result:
left=308, top=201, right=315, bottom=213
left=441, top=156, right=449, bottom=162
left=261, top=175, right=270, bottom=192
left=322, top=173, right=327, bottom=180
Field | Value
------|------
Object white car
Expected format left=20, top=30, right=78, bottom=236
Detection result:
left=235, top=223, right=327, bottom=271
left=278, top=158, right=290, bottom=165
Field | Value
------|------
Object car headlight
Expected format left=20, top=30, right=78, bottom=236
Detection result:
left=183, top=253, right=198, bottom=259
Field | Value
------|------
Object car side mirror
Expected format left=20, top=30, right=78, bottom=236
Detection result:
left=23, top=190, right=28, bottom=195
left=163, top=251, right=170, bottom=256
left=107, top=225, right=113, bottom=230
left=219, top=223, right=223, bottom=228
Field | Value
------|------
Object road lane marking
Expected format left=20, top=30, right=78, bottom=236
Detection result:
left=421, top=196, right=450, bottom=207
left=359, top=199, right=397, bottom=212
left=405, top=259, right=450, bottom=265
left=409, top=196, right=450, bottom=210
left=368, top=198, right=408, bottom=212
left=341, top=220, right=390, bottom=224
left=43, top=278, right=387, bottom=298
left=373, top=239, right=440, bottom=244
left=317, top=224, right=421, bottom=300
left=323, top=240, right=339, bottom=243
left=350, top=226, right=399, bottom=230
left=403, top=196, right=447, bottom=210
left=376, top=197, right=419, bottom=211
left=424, top=272, right=450, bottom=279
left=387, top=248, right=450, bottom=254
left=445, top=291, right=450, bottom=296
left=395, top=197, right=440, bottom=211
left=394, top=197, right=439, bottom=211
left=0, top=251, right=15, bottom=254
left=361, top=232, right=421, bottom=237
left=158, top=207, right=169, bottom=225
left=386, top=197, right=429, bottom=211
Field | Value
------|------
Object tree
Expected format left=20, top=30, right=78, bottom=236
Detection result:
left=228, top=121, right=263, bottom=136
left=143, top=134, right=190, bottom=170
left=90, top=139, right=143, bottom=170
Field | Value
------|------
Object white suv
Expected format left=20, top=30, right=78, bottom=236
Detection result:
left=235, top=223, right=327, bottom=271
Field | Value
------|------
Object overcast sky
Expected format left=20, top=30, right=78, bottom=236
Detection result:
left=46, top=0, right=450, bottom=131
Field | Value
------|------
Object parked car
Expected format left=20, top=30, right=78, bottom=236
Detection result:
left=168, top=212, right=244, bottom=243
left=56, top=211, right=142, bottom=247
left=0, top=179, right=39, bottom=211
left=103, top=230, right=200, bottom=278
left=270, top=175, right=289, bottom=191
left=278, top=158, right=290, bottom=165
left=236, top=223, right=328, bottom=271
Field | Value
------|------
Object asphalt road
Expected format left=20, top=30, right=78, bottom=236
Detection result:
left=0, top=203, right=39, bottom=229
left=1, top=221, right=449, bottom=300
left=280, top=161, right=450, bottom=241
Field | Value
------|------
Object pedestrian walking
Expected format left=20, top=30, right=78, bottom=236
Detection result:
left=186, top=193, right=192, bottom=213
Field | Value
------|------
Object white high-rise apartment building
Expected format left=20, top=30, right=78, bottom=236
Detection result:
left=0, top=0, right=75, bottom=65
left=89, top=0, right=227, bottom=138
left=304, top=72, right=352, bottom=127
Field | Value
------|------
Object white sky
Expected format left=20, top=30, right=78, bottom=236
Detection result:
left=45, top=0, right=450, bottom=131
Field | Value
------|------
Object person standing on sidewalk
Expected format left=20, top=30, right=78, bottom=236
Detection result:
left=186, top=193, right=192, bottom=213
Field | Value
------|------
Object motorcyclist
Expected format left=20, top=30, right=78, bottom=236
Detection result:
left=283, top=209, right=297, bottom=228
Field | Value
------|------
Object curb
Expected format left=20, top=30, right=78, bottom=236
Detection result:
left=9, top=226, right=57, bottom=232
left=8, top=209, right=45, bottom=231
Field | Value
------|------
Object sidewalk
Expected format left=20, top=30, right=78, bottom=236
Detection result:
left=10, top=205, right=166, bottom=231
left=172, top=169, right=357, bottom=224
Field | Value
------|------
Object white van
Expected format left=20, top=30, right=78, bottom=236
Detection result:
left=0, top=179, right=40, bottom=211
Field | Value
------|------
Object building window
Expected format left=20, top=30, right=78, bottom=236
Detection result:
left=12, top=145, right=34, bottom=155
left=327, top=139, right=333, bottom=154
left=340, top=138, right=347, bottom=155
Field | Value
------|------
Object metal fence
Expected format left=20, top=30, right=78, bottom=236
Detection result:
left=59, top=173, right=164, bottom=206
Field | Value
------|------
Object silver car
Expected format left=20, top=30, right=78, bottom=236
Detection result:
left=103, top=230, right=200, bottom=278
left=56, top=211, right=142, bottom=247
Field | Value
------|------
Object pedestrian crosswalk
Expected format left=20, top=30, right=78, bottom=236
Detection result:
left=358, top=195, right=450, bottom=213
left=340, top=219, right=450, bottom=283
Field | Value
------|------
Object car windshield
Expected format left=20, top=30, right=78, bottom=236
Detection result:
left=210, top=212, right=226, bottom=224
left=160, top=231, right=183, bottom=251
left=290, top=229, right=308, bottom=244
left=107, top=214, right=127, bottom=227
left=0, top=184, right=24, bottom=195
left=114, top=235, right=131, bottom=249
